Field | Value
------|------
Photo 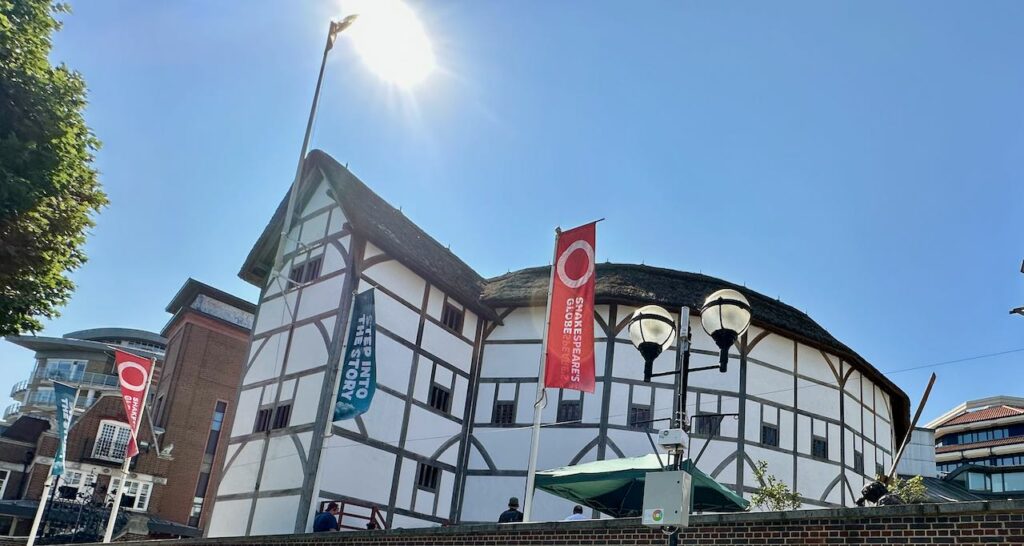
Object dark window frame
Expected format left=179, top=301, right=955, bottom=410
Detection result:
left=492, top=400, right=516, bottom=426
left=628, top=404, right=653, bottom=430
left=694, top=413, right=722, bottom=437
left=853, top=450, right=865, bottom=474
left=428, top=383, right=453, bottom=414
left=254, top=407, right=272, bottom=433
left=811, top=435, right=829, bottom=460
left=289, top=254, right=324, bottom=287
left=557, top=399, right=582, bottom=424
left=272, top=403, right=292, bottom=430
left=415, top=462, right=441, bottom=492
left=440, top=302, right=465, bottom=335
left=760, top=423, right=779, bottom=447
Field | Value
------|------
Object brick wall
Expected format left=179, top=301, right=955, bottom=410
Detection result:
left=106, top=500, right=1024, bottom=546
left=150, top=311, right=249, bottom=528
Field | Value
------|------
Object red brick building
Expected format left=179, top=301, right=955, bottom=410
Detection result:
left=0, top=279, right=253, bottom=539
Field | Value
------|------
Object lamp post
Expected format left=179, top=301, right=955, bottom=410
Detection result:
left=627, top=290, right=751, bottom=545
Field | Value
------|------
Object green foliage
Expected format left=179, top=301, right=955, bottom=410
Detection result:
left=751, top=460, right=802, bottom=511
left=0, top=0, right=106, bottom=335
left=889, top=475, right=927, bottom=504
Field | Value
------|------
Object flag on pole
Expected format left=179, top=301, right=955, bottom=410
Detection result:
left=333, top=289, right=377, bottom=421
left=114, top=350, right=153, bottom=458
left=51, top=382, right=77, bottom=477
left=544, top=222, right=597, bottom=393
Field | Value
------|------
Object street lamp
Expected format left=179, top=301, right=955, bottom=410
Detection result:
left=700, top=289, right=752, bottom=371
left=628, top=305, right=676, bottom=382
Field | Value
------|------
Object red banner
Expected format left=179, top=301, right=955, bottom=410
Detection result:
left=544, top=222, right=597, bottom=393
left=115, top=350, right=153, bottom=458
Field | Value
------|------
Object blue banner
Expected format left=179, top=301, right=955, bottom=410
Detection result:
left=334, top=289, right=376, bottom=421
left=51, top=382, right=76, bottom=477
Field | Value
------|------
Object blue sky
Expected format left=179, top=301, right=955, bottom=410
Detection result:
left=2, top=1, right=1022, bottom=425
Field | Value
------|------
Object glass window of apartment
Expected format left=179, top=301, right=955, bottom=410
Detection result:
left=1005, top=472, right=1024, bottom=492
left=189, top=401, right=227, bottom=527
left=492, top=401, right=515, bottom=426
left=760, top=424, right=779, bottom=447
left=44, top=359, right=86, bottom=381
left=93, top=420, right=132, bottom=462
left=108, top=478, right=152, bottom=511
left=811, top=436, right=828, bottom=460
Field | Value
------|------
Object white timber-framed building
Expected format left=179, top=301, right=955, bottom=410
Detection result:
left=207, top=149, right=911, bottom=536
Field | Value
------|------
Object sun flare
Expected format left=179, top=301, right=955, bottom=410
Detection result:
left=343, top=0, right=435, bottom=87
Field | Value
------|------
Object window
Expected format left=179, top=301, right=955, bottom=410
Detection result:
left=876, top=463, right=885, bottom=477
left=289, top=255, right=324, bottom=286
left=629, top=405, right=652, bottom=430
left=440, top=302, right=464, bottom=335
left=694, top=414, right=721, bottom=437
left=557, top=400, right=582, bottom=424
left=190, top=401, right=227, bottom=527
left=761, top=424, right=779, bottom=447
left=854, top=451, right=864, bottom=474
left=415, top=463, right=441, bottom=492
left=57, top=471, right=91, bottom=500
left=0, top=470, right=7, bottom=499
left=428, top=383, right=452, bottom=414
left=272, top=403, right=292, bottom=429
left=108, top=478, right=152, bottom=511
left=811, top=436, right=828, bottom=460
left=492, top=401, right=515, bottom=426
left=93, top=421, right=132, bottom=462
left=254, top=408, right=272, bottom=433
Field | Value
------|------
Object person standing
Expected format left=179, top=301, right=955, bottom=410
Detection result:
left=313, top=502, right=341, bottom=532
left=498, top=497, right=524, bottom=523
left=564, top=505, right=588, bottom=521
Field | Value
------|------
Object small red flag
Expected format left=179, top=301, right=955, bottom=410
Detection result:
left=544, top=222, right=597, bottom=393
left=115, top=350, right=153, bottom=459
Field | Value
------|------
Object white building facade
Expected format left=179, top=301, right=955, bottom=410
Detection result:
left=207, top=150, right=910, bottom=536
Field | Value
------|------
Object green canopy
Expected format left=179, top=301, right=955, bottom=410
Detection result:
left=535, top=454, right=749, bottom=517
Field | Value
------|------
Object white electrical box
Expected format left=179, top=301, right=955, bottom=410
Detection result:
left=658, top=428, right=687, bottom=448
left=642, top=470, right=691, bottom=528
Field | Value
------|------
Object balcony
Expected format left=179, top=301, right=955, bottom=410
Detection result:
left=21, top=390, right=97, bottom=410
left=3, top=403, right=21, bottom=420
left=32, top=367, right=119, bottom=389
left=9, top=380, right=28, bottom=398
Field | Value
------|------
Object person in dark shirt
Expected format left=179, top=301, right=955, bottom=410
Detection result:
left=498, top=496, right=524, bottom=523
left=313, top=502, right=341, bottom=532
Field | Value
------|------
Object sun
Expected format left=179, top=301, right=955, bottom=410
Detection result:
left=343, top=0, right=436, bottom=87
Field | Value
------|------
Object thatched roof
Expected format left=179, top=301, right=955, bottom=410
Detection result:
left=239, top=150, right=498, bottom=321
left=484, top=263, right=910, bottom=441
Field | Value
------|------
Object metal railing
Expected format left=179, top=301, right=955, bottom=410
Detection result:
left=9, top=380, right=28, bottom=397
left=3, top=403, right=21, bottom=420
left=20, top=390, right=97, bottom=410
left=31, top=367, right=119, bottom=389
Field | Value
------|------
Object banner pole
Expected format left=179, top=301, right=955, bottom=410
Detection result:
left=103, top=357, right=156, bottom=543
left=523, top=228, right=561, bottom=522
left=25, top=475, right=54, bottom=546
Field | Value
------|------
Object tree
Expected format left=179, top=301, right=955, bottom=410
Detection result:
left=0, top=0, right=106, bottom=336
left=751, top=460, right=802, bottom=511
left=888, top=475, right=927, bottom=504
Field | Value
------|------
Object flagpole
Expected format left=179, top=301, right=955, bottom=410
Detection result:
left=26, top=382, right=79, bottom=546
left=523, top=228, right=562, bottom=522
left=103, top=357, right=156, bottom=543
